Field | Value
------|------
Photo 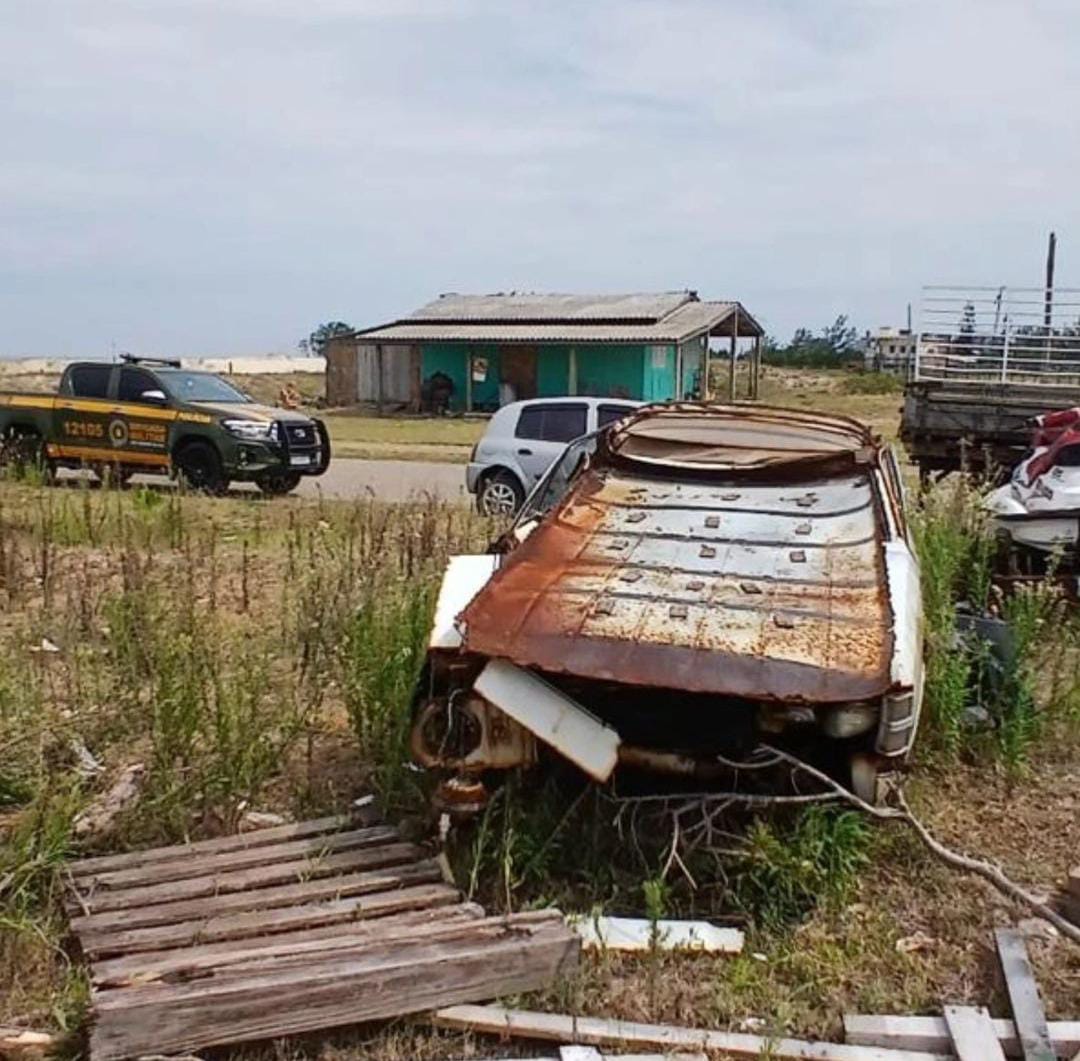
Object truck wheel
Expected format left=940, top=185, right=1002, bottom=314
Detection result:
left=255, top=471, right=302, bottom=496
left=477, top=470, right=524, bottom=516
left=0, top=431, right=53, bottom=483
left=174, top=441, right=226, bottom=495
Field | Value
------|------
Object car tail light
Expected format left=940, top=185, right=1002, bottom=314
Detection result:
left=876, top=691, right=916, bottom=755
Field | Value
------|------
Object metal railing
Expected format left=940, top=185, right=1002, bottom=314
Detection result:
left=915, top=286, right=1080, bottom=386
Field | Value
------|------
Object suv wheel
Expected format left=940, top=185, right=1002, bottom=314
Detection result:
left=174, top=441, right=226, bottom=495
left=477, top=470, right=524, bottom=516
left=255, top=471, right=302, bottom=496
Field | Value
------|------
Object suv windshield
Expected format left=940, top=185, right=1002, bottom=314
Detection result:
left=157, top=371, right=250, bottom=403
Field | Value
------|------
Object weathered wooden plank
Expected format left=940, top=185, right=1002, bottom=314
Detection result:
left=996, top=928, right=1056, bottom=1061
left=94, top=910, right=566, bottom=1011
left=91, top=902, right=486, bottom=986
left=71, top=840, right=422, bottom=915
left=944, top=1006, right=1007, bottom=1061
left=89, top=918, right=580, bottom=1061
left=433, top=1006, right=951, bottom=1061
left=69, top=812, right=375, bottom=877
left=78, top=880, right=460, bottom=958
left=72, top=857, right=443, bottom=938
left=843, top=1014, right=1080, bottom=1056
left=73, top=824, right=399, bottom=895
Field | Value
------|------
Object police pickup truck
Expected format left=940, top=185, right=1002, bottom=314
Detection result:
left=0, top=356, right=330, bottom=495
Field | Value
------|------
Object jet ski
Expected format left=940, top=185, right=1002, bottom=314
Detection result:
left=986, top=407, right=1080, bottom=557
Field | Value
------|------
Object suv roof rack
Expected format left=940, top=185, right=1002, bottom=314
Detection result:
left=119, top=353, right=182, bottom=369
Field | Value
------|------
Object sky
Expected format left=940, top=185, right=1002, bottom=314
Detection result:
left=2, top=0, right=1079, bottom=358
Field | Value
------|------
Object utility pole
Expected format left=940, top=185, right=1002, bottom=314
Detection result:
left=1044, top=230, right=1056, bottom=362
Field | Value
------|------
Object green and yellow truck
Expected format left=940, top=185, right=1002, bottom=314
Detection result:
left=0, top=356, right=330, bottom=495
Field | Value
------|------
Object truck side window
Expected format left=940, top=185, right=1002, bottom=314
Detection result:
left=118, top=368, right=159, bottom=404
left=68, top=364, right=111, bottom=399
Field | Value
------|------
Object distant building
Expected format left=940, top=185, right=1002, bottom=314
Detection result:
left=325, top=291, right=763, bottom=411
left=863, top=327, right=917, bottom=375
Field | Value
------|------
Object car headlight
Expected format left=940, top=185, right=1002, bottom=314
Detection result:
left=224, top=419, right=277, bottom=441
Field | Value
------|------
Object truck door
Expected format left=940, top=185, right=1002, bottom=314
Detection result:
left=54, top=364, right=113, bottom=459
left=112, top=367, right=175, bottom=471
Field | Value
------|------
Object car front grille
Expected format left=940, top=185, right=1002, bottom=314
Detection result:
left=284, top=422, right=317, bottom=449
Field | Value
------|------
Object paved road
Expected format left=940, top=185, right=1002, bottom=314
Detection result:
left=57, top=458, right=470, bottom=503
left=294, top=458, right=468, bottom=503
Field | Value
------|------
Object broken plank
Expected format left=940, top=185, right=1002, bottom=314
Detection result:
left=91, top=902, right=485, bottom=987
left=843, top=1014, right=1080, bottom=1057
left=71, top=840, right=423, bottom=915
left=89, top=918, right=579, bottom=1061
left=944, top=1006, right=1007, bottom=1061
left=78, top=880, right=460, bottom=958
left=73, top=824, right=399, bottom=893
left=996, top=928, right=1056, bottom=1061
left=68, top=812, right=375, bottom=877
left=433, top=1005, right=951, bottom=1061
left=568, top=915, right=743, bottom=954
left=72, top=858, right=443, bottom=938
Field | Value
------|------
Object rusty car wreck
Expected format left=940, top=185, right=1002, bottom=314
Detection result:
left=412, top=403, right=923, bottom=807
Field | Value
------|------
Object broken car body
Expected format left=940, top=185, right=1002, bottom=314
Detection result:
left=414, top=403, right=923, bottom=805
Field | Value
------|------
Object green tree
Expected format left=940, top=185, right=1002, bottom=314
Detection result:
left=301, top=321, right=353, bottom=355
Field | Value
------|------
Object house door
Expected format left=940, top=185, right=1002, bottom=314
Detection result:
left=499, top=347, right=538, bottom=404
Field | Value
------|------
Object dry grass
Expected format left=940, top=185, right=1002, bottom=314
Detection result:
left=2, top=396, right=1079, bottom=1061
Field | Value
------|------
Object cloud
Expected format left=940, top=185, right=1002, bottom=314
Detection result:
left=1, top=0, right=1078, bottom=354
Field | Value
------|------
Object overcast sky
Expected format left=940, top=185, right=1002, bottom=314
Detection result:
left=2, top=0, right=1079, bottom=357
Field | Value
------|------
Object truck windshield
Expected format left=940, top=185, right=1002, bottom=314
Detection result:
left=157, top=371, right=250, bottom=403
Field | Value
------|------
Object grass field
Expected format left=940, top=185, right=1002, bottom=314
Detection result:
left=1, top=373, right=1078, bottom=1060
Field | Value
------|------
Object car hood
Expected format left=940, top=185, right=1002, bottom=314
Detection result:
left=189, top=402, right=313, bottom=423
left=460, top=466, right=895, bottom=704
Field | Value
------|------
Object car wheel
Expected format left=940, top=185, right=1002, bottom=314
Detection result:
left=174, top=441, right=226, bottom=495
left=255, top=471, right=302, bottom=496
left=478, top=470, right=524, bottom=516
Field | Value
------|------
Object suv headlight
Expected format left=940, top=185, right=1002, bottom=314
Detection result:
left=224, top=419, right=277, bottom=442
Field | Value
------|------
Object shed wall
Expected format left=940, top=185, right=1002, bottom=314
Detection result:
left=324, top=336, right=359, bottom=406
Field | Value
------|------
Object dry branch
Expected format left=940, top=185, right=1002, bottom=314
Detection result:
left=759, top=745, right=1080, bottom=947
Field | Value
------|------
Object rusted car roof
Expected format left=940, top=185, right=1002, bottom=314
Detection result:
left=460, top=406, right=894, bottom=704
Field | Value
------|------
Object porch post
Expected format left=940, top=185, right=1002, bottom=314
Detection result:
left=568, top=346, right=578, bottom=395
left=703, top=338, right=711, bottom=401
left=465, top=349, right=473, bottom=412
left=729, top=312, right=739, bottom=401
left=752, top=335, right=761, bottom=399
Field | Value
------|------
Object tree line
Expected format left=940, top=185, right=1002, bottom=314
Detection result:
left=761, top=315, right=860, bottom=368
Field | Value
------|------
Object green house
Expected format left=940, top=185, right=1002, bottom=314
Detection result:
left=326, top=291, right=764, bottom=411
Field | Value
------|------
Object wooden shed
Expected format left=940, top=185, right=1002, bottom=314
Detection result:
left=325, top=291, right=763, bottom=412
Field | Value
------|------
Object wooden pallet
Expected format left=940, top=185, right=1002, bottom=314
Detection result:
left=66, top=810, right=579, bottom=1061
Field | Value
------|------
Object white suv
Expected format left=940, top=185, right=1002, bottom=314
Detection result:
left=466, top=397, right=642, bottom=515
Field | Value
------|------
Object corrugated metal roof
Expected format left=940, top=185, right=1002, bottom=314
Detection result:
left=408, top=291, right=693, bottom=322
left=357, top=300, right=754, bottom=343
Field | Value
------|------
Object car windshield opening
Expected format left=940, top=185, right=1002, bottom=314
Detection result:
left=515, top=431, right=600, bottom=526
left=159, top=371, right=250, bottom=403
